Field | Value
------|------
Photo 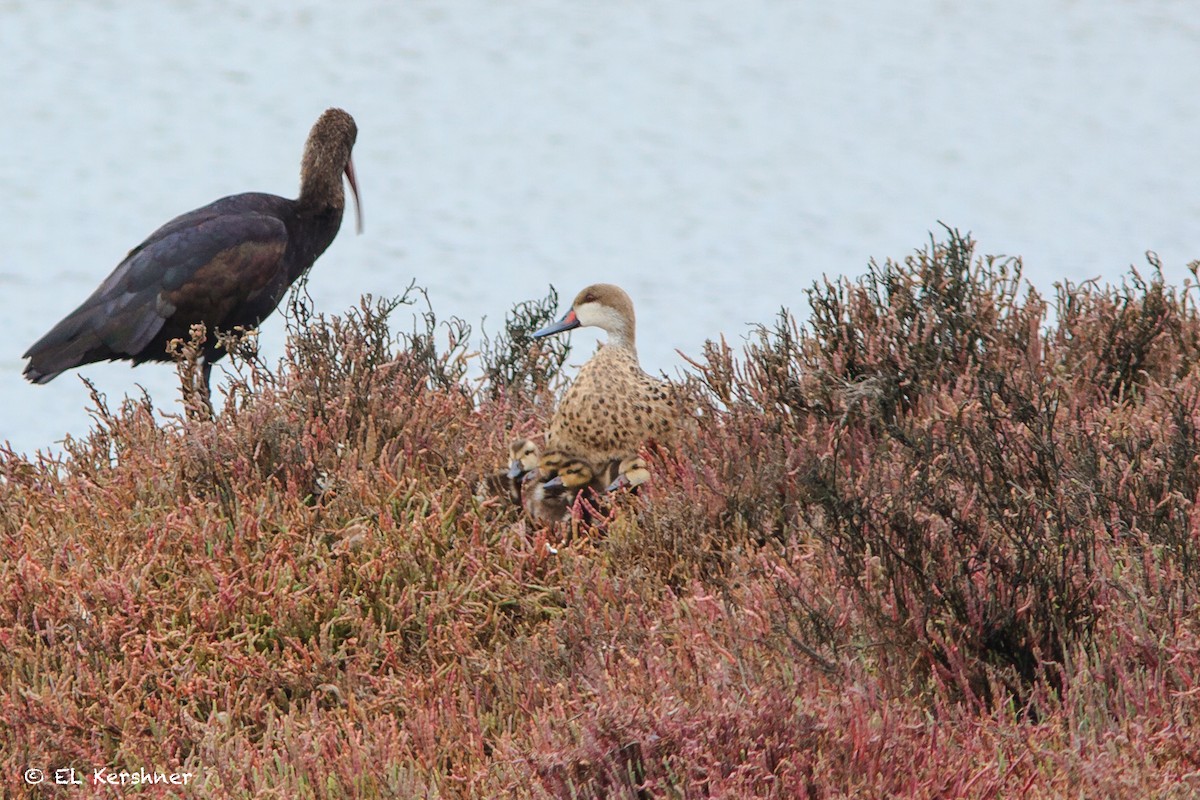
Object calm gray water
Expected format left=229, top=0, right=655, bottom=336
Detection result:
left=4, top=0, right=1200, bottom=456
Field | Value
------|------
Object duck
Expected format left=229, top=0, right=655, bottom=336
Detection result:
left=532, top=283, right=679, bottom=466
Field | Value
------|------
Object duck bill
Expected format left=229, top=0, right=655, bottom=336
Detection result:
left=345, top=156, right=363, bottom=234
left=507, top=460, right=525, bottom=479
left=543, top=475, right=565, bottom=489
left=533, top=309, right=580, bottom=338
left=606, top=475, right=628, bottom=492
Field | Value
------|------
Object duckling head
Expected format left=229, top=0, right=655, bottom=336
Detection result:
left=507, top=438, right=540, bottom=479
left=533, top=283, right=637, bottom=353
left=543, top=458, right=596, bottom=491
left=607, top=456, right=651, bottom=492
left=531, top=448, right=572, bottom=482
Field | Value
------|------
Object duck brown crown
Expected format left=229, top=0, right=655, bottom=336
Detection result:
left=572, top=283, right=637, bottom=352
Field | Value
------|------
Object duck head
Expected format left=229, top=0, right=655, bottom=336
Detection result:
left=533, top=283, right=637, bottom=353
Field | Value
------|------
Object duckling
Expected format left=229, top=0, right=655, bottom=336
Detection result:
left=533, top=284, right=680, bottom=466
left=524, top=456, right=601, bottom=525
left=605, top=455, right=651, bottom=493
left=520, top=447, right=576, bottom=517
left=507, top=438, right=540, bottom=481
left=528, top=448, right=572, bottom=483
left=477, top=438, right=540, bottom=505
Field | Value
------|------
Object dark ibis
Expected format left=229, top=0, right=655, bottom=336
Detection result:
left=22, top=107, right=363, bottom=394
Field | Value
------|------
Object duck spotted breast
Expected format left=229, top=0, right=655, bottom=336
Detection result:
left=533, top=283, right=679, bottom=465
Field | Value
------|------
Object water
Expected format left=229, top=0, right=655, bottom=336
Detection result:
left=4, top=0, right=1200, bottom=456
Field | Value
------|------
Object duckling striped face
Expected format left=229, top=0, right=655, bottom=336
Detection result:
left=534, top=449, right=571, bottom=481
left=544, top=458, right=596, bottom=491
left=507, top=439, right=540, bottom=479
left=607, top=456, right=651, bottom=492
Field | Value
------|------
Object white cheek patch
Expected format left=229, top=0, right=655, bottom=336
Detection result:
left=575, top=303, right=626, bottom=334
left=572, top=302, right=602, bottom=327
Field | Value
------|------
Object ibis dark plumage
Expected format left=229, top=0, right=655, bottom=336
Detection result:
left=22, top=107, right=362, bottom=392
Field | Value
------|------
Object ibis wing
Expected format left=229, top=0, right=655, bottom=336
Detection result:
left=23, top=211, right=288, bottom=381
left=154, top=214, right=291, bottom=333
